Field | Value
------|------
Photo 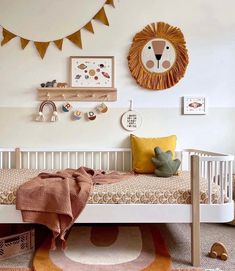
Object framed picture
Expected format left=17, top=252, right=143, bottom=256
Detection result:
left=183, top=96, right=206, bottom=115
left=70, top=56, right=114, bottom=88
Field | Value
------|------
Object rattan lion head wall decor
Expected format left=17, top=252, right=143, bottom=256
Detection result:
left=128, top=22, right=189, bottom=90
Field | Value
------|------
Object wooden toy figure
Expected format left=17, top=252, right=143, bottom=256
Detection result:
left=209, top=242, right=228, bottom=261
left=57, top=82, right=68, bottom=88
left=41, top=80, right=57, bottom=88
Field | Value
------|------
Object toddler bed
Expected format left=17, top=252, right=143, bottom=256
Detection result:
left=0, top=147, right=234, bottom=267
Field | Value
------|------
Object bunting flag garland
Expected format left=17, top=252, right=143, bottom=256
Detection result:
left=67, top=30, right=82, bottom=49
left=0, top=0, right=115, bottom=59
left=1, top=28, right=16, bottom=46
left=20, top=38, right=29, bottom=49
left=34, top=41, right=50, bottom=59
left=84, top=21, right=94, bottom=33
left=106, top=0, right=115, bottom=7
left=53, top=39, right=63, bottom=50
left=93, top=7, right=109, bottom=26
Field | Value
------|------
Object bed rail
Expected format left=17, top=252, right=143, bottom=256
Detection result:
left=184, top=149, right=234, bottom=204
left=0, top=148, right=15, bottom=169
left=0, top=147, right=132, bottom=171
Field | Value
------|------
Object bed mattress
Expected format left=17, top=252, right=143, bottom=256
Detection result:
left=0, top=169, right=220, bottom=205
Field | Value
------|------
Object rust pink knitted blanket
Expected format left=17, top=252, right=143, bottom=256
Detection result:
left=16, top=167, right=128, bottom=248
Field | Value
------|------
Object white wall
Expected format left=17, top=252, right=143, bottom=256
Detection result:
left=0, top=108, right=234, bottom=153
left=0, top=0, right=235, bottom=154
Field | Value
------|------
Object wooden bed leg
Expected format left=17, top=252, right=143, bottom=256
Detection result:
left=191, top=155, right=200, bottom=267
left=15, top=148, right=21, bottom=169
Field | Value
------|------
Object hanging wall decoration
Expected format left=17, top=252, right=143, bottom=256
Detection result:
left=73, top=110, right=83, bottom=120
left=87, top=111, right=97, bottom=121
left=36, top=101, right=58, bottom=122
left=121, top=100, right=142, bottom=131
left=128, top=22, right=189, bottom=90
left=96, top=103, right=108, bottom=113
left=0, top=0, right=115, bottom=59
left=62, top=102, right=72, bottom=112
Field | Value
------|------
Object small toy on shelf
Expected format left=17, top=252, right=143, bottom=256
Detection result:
left=57, top=82, right=68, bottom=88
left=35, top=101, right=58, bottom=122
left=152, top=147, right=181, bottom=177
left=209, top=242, right=228, bottom=261
left=41, top=80, right=57, bottom=88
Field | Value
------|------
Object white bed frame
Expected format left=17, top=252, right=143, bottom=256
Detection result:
left=0, top=147, right=234, bottom=267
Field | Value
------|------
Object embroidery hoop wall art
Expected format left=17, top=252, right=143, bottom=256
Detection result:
left=121, top=100, right=142, bottom=131
left=128, top=22, right=189, bottom=90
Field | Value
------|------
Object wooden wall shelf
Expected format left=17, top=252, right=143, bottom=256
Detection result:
left=37, top=87, right=117, bottom=101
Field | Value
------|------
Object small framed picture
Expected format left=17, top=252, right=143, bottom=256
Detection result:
left=183, top=96, right=206, bottom=115
left=70, top=56, right=114, bottom=88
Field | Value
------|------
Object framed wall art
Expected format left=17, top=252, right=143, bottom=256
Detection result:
left=70, top=56, right=114, bottom=88
left=183, top=96, right=206, bottom=115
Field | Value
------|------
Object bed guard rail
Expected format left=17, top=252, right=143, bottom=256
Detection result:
left=184, top=149, right=234, bottom=204
left=0, top=147, right=132, bottom=172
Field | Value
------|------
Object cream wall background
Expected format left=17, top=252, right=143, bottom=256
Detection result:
left=0, top=0, right=235, bottom=154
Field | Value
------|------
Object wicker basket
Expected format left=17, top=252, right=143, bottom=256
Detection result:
left=0, top=229, right=34, bottom=261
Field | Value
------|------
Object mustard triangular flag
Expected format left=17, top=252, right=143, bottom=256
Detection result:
left=93, top=7, right=109, bottom=26
left=20, top=38, right=29, bottom=49
left=106, top=0, right=115, bottom=7
left=1, top=28, right=16, bottom=46
left=34, top=41, right=50, bottom=59
left=54, top=39, right=63, bottom=50
left=67, top=30, right=82, bottom=49
left=84, top=21, right=94, bottom=33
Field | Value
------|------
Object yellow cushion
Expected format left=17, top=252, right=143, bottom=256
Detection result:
left=130, top=134, right=177, bottom=173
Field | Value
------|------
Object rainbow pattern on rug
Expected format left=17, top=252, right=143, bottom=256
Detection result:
left=32, top=225, right=207, bottom=271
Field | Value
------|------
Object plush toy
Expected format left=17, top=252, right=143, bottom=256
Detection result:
left=151, top=147, right=181, bottom=177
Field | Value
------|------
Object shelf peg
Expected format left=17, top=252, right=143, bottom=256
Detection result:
left=73, top=93, right=80, bottom=98
left=99, top=94, right=108, bottom=100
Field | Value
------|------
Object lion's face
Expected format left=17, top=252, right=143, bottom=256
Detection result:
left=141, top=38, right=176, bottom=73
left=128, top=22, right=189, bottom=90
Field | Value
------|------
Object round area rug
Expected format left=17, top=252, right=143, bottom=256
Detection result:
left=33, top=225, right=172, bottom=271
